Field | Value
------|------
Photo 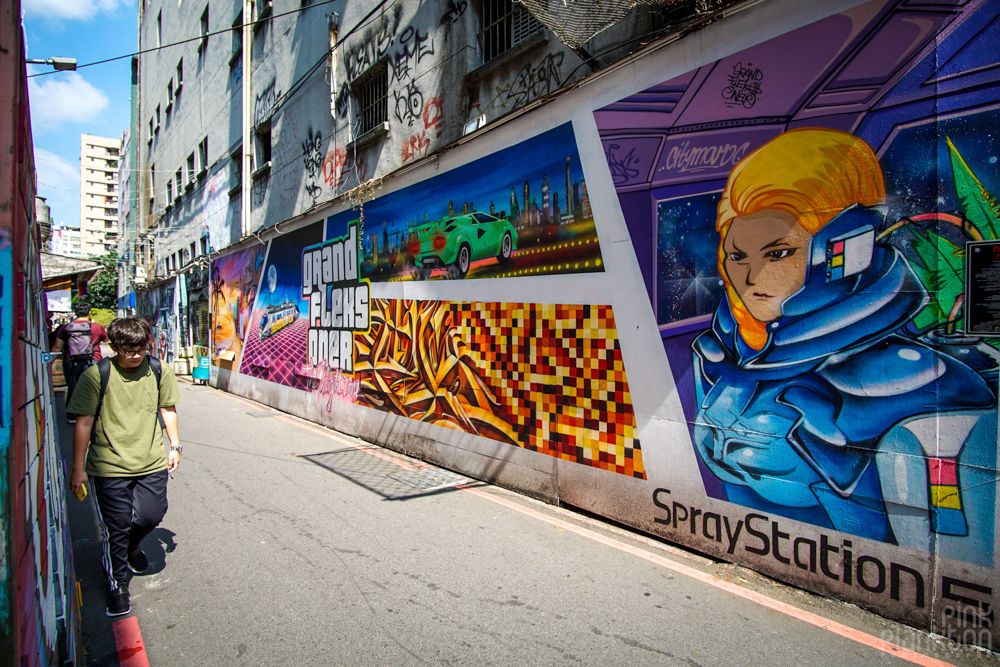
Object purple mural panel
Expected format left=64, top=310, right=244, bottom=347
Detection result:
left=597, top=0, right=1000, bottom=649
left=652, top=126, right=783, bottom=187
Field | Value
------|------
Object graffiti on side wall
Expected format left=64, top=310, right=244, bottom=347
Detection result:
left=239, top=223, right=323, bottom=386
left=301, top=221, right=371, bottom=373
left=355, top=299, right=645, bottom=478
left=596, top=0, right=999, bottom=647
left=3, top=197, right=78, bottom=661
left=210, top=244, right=266, bottom=366
left=327, top=122, right=603, bottom=283
left=343, top=5, right=403, bottom=81
left=138, top=282, right=179, bottom=364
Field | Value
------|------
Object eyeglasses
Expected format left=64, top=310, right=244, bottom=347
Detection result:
left=118, top=347, right=148, bottom=358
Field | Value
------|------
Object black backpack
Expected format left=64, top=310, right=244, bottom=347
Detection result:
left=92, top=357, right=164, bottom=437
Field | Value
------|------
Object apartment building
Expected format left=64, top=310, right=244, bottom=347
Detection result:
left=49, top=226, right=82, bottom=258
left=79, top=133, right=121, bottom=257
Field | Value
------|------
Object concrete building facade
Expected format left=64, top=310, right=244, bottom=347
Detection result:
left=49, top=227, right=82, bottom=258
left=79, top=133, right=121, bottom=257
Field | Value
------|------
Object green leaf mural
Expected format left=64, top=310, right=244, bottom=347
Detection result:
left=909, top=228, right=965, bottom=332
left=946, top=137, right=1000, bottom=241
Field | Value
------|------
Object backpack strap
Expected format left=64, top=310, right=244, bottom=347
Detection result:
left=149, top=356, right=162, bottom=401
left=148, top=356, right=166, bottom=428
left=91, top=358, right=113, bottom=442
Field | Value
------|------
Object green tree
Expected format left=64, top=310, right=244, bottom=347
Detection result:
left=83, top=251, right=120, bottom=310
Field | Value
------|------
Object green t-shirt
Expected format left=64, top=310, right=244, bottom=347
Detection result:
left=67, top=357, right=182, bottom=477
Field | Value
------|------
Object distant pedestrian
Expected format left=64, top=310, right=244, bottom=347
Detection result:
left=68, top=316, right=182, bottom=617
left=51, top=302, right=109, bottom=423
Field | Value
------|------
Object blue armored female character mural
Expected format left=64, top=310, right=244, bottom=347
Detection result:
left=693, top=128, right=998, bottom=562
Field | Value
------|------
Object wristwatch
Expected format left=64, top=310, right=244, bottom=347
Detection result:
left=169, top=444, right=183, bottom=454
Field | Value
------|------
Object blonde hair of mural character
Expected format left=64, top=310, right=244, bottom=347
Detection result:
left=715, top=127, right=886, bottom=350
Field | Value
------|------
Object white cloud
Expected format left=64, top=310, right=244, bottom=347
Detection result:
left=34, top=148, right=80, bottom=185
left=28, top=72, right=108, bottom=129
left=22, top=0, right=128, bottom=21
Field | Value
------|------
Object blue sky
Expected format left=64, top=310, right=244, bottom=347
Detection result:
left=23, top=0, right=137, bottom=229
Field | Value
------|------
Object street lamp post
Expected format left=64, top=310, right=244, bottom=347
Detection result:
left=25, top=57, right=77, bottom=71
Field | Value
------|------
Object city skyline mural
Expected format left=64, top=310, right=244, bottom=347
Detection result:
left=325, top=122, right=603, bottom=282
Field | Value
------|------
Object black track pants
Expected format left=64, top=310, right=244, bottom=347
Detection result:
left=91, top=470, right=169, bottom=590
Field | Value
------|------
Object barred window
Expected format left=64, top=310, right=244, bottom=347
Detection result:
left=479, top=0, right=542, bottom=64
left=353, top=63, right=388, bottom=136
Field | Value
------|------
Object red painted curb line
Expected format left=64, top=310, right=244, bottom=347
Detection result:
left=112, top=616, right=150, bottom=667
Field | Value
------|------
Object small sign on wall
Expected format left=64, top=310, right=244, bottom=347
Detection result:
left=965, top=240, right=1000, bottom=334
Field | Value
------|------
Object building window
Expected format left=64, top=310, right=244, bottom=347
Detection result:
left=167, top=80, right=174, bottom=112
left=199, top=6, right=210, bottom=55
left=198, top=137, right=209, bottom=175
left=156, top=10, right=162, bottom=48
left=167, top=179, right=174, bottom=203
left=175, top=168, right=183, bottom=200
left=155, top=105, right=161, bottom=132
left=107, top=184, right=115, bottom=192
left=148, top=117, right=154, bottom=144
left=176, top=58, right=184, bottom=91
left=187, top=153, right=196, bottom=188
left=201, top=236, right=209, bottom=255
left=353, top=63, right=388, bottom=136
left=230, top=147, right=242, bottom=195
left=254, top=0, right=273, bottom=22
left=478, top=0, right=542, bottom=64
left=254, top=123, right=272, bottom=170
left=231, top=11, right=243, bottom=66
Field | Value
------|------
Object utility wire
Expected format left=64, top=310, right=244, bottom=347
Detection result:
left=27, top=0, right=342, bottom=78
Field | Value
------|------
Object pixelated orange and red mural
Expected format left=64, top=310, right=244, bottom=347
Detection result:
left=355, top=299, right=644, bottom=479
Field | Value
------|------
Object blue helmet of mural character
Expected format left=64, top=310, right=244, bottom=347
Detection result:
left=692, top=128, right=997, bottom=552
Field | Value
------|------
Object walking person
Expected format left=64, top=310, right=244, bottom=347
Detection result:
left=51, top=302, right=109, bottom=423
left=68, top=316, right=182, bottom=617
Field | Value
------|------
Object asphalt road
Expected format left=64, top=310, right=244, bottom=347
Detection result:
left=59, top=381, right=998, bottom=666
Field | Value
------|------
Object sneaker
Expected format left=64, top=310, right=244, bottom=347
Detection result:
left=66, top=416, right=76, bottom=424
left=106, top=585, right=130, bottom=617
left=127, top=548, right=148, bottom=574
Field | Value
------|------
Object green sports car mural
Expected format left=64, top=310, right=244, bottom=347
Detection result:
left=409, top=211, right=518, bottom=279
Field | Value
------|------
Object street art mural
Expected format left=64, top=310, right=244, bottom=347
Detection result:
left=137, top=281, right=179, bottom=364
left=596, top=0, right=999, bottom=647
left=238, top=223, right=322, bottom=388
left=357, top=299, right=643, bottom=477
left=324, top=123, right=603, bottom=282
left=210, top=244, right=266, bottom=367
left=1, top=23, right=81, bottom=662
left=199, top=0, right=1000, bottom=649
left=216, top=219, right=641, bottom=477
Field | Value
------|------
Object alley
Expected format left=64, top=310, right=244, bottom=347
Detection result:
left=62, top=382, right=995, bottom=666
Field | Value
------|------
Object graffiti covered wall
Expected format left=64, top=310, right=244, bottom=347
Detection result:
left=209, top=244, right=266, bottom=370
left=137, top=279, right=179, bottom=365
left=206, top=0, right=998, bottom=649
left=594, top=0, right=999, bottom=647
left=1, top=7, right=80, bottom=664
